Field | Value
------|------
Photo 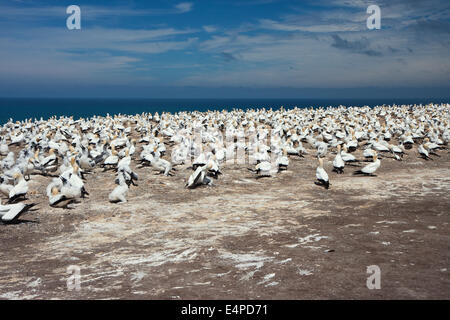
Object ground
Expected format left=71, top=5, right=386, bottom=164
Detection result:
left=0, top=142, right=449, bottom=300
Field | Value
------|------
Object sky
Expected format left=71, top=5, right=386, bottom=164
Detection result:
left=0, top=0, right=449, bottom=98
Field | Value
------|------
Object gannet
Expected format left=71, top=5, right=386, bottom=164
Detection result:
left=185, top=164, right=212, bottom=188
left=79, top=146, right=95, bottom=171
left=275, top=149, right=289, bottom=171
left=354, top=154, right=381, bottom=176
left=332, top=145, right=345, bottom=174
left=418, top=144, right=432, bottom=160
left=0, top=139, right=9, bottom=156
left=0, top=200, right=35, bottom=223
left=316, top=141, right=328, bottom=158
left=117, top=148, right=132, bottom=169
left=109, top=174, right=129, bottom=203
left=0, top=176, right=13, bottom=197
left=117, top=165, right=139, bottom=186
left=151, top=147, right=173, bottom=176
left=372, top=139, right=390, bottom=153
left=35, top=149, right=58, bottom=175
left=389, top=144, right=405, bottom=161
left=248, top=160, right=276, bottom=178
left=102, top=148, right=119, bottom=171
left=340, top=145, right=358, bottom=163
left=423, top=138, right=441, bottom=157
left=48, top=186, right=76, bottom=208
left=205, top=155, right=222, bottom=178
left=363, top=148, right=376, bottom=159
left=60, top=165, right=89, bottom=198
left=315, top=158, right=330, bottom=189
left=8, top=173, right=29, bottom=203
left=193, top=152, right=208, bottom=170
left=1, top=152, right=15, bottom=171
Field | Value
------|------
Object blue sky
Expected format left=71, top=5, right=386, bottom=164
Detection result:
left=0, top=0, right=450, bottom=98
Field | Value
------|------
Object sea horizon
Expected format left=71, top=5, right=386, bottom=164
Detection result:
left=1, top=97, right=448, bottom=125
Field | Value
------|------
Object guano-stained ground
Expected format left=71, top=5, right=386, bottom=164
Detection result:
left=0, top=143, right=449, bottom=300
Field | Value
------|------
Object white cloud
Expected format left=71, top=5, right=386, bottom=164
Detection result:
left=203, top=25, right=217, bottom=33
left=259, top=18, right=363, bottom=32
left=0, top=3, right=195, bottom=21
left=174, top=2, right=193, bottom=13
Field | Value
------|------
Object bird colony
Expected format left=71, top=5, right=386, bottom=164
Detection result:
left=0, top=103, right=448, bottom=223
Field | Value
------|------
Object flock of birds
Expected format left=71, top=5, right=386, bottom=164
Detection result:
left=0, top=103, right=448, bottom=223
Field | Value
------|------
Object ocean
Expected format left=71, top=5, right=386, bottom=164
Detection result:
left=0, top=98, right=447, bottom=125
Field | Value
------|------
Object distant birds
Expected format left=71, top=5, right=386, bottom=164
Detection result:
left=0, top=102, right=448, bottom=222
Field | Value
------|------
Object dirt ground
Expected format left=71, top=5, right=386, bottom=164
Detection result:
left=0, top=141, right=449, bottom=300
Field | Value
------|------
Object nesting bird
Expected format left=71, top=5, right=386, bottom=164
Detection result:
left=354, top=154, right=381, bottom=176
left=315, top=158, right=330, bottom=189
left=332, top=145, right=345, bottom=174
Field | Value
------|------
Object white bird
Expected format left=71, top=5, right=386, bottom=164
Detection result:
left=418, top=144, right=432, bottom=160
left=8, top=173, right=29, bottom=203
left=117, top=148, right=131, bottom=169
left=340, top=145, right=358, bottom=163
left=185, top=165, right=212, bottom=189
left=0, top=139, right=9, bottom=156
left=315, top=158, right=330, bottom=189
left=102, top=148, right=119, bottom=170
left=332, top=145, right=345, bottom=174
left=0, top=176, right=13, bottom=198
left=316, top=141, right=328, bottom=158
left=275, top=149, right=289, bottom=171
left=0, top=200, right=35, bottom=223
left=109, top=175, right=129, bottom=203
left=363, top=148, right=376, bottom=159
left=151, top=147, right=173, bottom=176
left=60, top=165, right=89, bottom=199
left=354, top=154, right=381, bottom=176
left=48, top=186, right=76, bottom=208
left=248, top=160, right=276, bottom=178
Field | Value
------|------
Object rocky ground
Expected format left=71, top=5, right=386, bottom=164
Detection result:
left=0, top=141, right=449, bottom=300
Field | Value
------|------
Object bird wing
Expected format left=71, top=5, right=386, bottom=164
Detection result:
left=1, top=203, right=25, bottom=222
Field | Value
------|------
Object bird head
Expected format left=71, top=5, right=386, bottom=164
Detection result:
left=51, top=187, right=59, bottom=196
